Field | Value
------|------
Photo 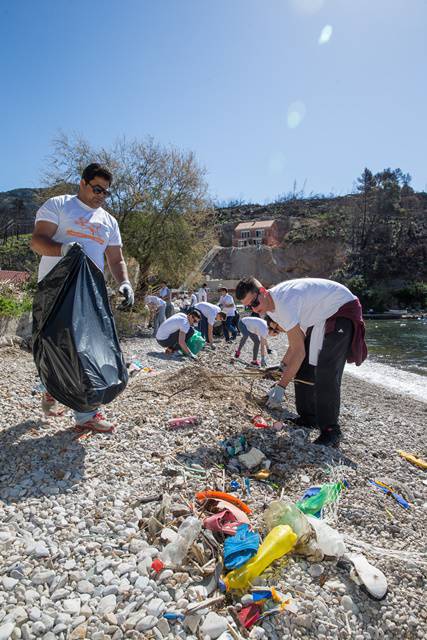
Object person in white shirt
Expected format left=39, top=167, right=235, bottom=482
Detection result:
left=190, top=290, right=198, bottom=307
left=31, top=163, right=134, bottom=433
left=156, top=310, right=201, bottom=359
left=235, top=316, right=270, bottom=367
left=235, top=276, right=367, bottom=447
left=194, top=302, right=226, bottom=348
left=218, top=287, right=237, bottom=341
left=197, top=283, right=208, bottom=303
left=159, top=281, right=173, bottom=318
left=145, top=295, right=166, bottom=335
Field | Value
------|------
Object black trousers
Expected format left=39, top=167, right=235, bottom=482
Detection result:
left=157, top=327, right=194, bottom=349
left=199, top=315, right=209, bottom=341
left=295, top=317, right=353, bottom=430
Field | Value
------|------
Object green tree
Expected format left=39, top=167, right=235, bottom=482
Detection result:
left=43, top=133, right=214, bottom=295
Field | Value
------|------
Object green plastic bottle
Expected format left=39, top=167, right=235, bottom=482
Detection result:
left=296, top=482, right=345, bottom=516
left=224, top=525, right=297, bottom=591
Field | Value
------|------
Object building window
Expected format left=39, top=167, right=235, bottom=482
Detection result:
left=255, top=229, right=265, bottom=238
left=241, top=230, right=250, bottom=238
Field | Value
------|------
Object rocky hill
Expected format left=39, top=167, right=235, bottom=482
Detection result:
left=209, top=191, right=427, bottom=294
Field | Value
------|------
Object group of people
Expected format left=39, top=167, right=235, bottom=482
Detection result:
left=31, top=162, right=368, bottom=447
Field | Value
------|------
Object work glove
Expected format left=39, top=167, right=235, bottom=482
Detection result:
left=61, top=241, right=82, bottom=257
left=261, top=357, right=267, bottom=367
left=118, top=281, right=135, bottom=307
left=210, top=343, right=216, bottom=350
left=187, top=351, right=197, bottom=361
left=267, top=348, right=273, bottom=355
left=266, top=384, right=285, bottom=409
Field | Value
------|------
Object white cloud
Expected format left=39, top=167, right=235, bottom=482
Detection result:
left=319, top=24, right=333, bottom=45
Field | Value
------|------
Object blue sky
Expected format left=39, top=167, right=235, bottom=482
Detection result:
left=1, top=0, right=426, bottom=202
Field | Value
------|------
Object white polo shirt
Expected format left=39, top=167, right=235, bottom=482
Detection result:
left=241, top=316, right=268, bottom=338
left=156, top=313, right=190, bottom=340
left=195, top=302, right=221, bottom=326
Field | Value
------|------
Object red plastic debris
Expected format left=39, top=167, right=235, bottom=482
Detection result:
left=238, top=603, right=262, bottom=629
left=151, top=559, right=165, bottom=572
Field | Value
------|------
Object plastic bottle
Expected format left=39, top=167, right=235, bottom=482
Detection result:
left=263, top=499, right=312, bottom=541
left=160, top=516, right=202, bottom=567
left=296, top=482, right=345, bottom=516
left=224, top=525, right=297, bottom=591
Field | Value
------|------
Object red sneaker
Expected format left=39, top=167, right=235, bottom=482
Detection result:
left=41, top=392, right=64, bottom=417
left=234, top=350, right=241, bottom=358
left=75, top=413, right=116, bottom=433
left=250, top=360, right=260, bottom=367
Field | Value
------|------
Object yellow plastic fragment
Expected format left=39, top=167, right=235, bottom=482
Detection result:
left=397, top=450, right=427, bottom=471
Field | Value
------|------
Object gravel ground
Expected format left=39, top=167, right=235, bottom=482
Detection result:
left=0, top=332, right=426, bottom=640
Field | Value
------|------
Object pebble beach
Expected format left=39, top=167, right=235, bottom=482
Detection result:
left=0, top=334, right=426, bottom=640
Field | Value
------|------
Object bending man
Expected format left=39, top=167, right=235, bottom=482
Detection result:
left=235, top=316, right=269, bottom=367
left=194, top=301, right=226, bottom=349
left=235, top=277, right=367, bottom=447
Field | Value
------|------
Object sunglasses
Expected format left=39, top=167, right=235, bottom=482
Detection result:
left=87, top=181, right=111, bottom=197
left=249, top=291, right=261, bottom=310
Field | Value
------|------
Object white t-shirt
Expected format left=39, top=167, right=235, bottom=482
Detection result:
left=195, top=302, right=220, bottom=326
left=156, top=313, right=190, bottom=340
left=35, top=195, right=121, bottom=282
left=219, top=293, right=236, bottom=317
left=145, top=295, right=166, bottom=309
left=190, top=293, right=198, bottom=306
left=241, top=316, right=268, bottom=338
left=197, top=287, right=207, bottom=302
left=159, top=286, right=171, bottom=300
left=268, top=278, right=356, bottom=332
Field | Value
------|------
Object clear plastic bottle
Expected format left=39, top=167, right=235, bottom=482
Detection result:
left=263, top=499, right=312, bottom=540
left=224, top=525, right=297, bottom=591
left=296, top=482, right=344, bottom=516
left=160, top=516, right=202, bottom=567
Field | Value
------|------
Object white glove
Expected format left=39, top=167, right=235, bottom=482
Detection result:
left=187, top=351, right=197, bottom=361
left=210, top=343, right=216, bottom=350
left=261, top=357, right=267, bottom=367
left=266, top=384, right=285, bottom=409
left=61, top=242, right=82, bottom=257
left=119, top=281, right=135, bottom=307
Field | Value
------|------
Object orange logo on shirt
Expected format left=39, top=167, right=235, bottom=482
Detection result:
left=66, top=217, right=105, bottom=245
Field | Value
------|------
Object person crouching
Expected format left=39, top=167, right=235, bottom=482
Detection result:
left=156, top=309, right=201, bottom=360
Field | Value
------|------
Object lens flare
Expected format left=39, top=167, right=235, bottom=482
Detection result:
left=290, top=0, right=324, bottom=15
left=319, top=24, right=333, bottom=45
left=287, top=101, right=306, bottom=129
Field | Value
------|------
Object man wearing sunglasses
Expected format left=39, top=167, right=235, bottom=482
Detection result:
left=31, top=163, right=134, bottom=432
left=235, top=277, right=367, bottom=447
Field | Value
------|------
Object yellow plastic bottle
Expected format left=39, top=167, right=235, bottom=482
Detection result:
left=224, top=525, right=297, bottom=591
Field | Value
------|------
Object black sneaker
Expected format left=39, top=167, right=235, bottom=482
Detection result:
left=313, top=428, right=342, bottom=448
left=289, top=416, right=316, bottom=429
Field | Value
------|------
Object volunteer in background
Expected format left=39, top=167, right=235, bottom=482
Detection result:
left=31, top=163, right=134, bottom=432
left=194, top=301, right=226, bottom=348
left=145, top=295, right=166, bottom=335
left=218, top=287, right=238, bottom=342
left=159, top=281, right=174, bottom=318
left=235, top=316, right=270, bottom=367
left=156, top=309, right=201, bottom=359
left=197, top=283, right=208, bottom=302
left=235, top=277, right=367, bottom=447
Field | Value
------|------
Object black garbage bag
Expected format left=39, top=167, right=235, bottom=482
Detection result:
left=32, top=245, right=128, bottom=413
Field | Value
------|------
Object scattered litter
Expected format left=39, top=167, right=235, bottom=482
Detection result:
left=297, top=481, right=346, bottom=517
left=346, top=552, right=388, bottom=599
left=252, top=469, right=271, bottom=480
left=196, top=491, right=252, bottom=515
left=151, top=559, right=165, bottom=572
left=397, top=450, right=427, bottom=470
left=163, top=612, right=185, bottom=621
left=220, top=435, right=247, bottom=457
left=251, top=415, right=268, bottom=429
left=238, top=603, right=262, bottom=629
left=306, top=516, right=347, bottom=558
left=161, top=516, right=202, bottom=566
left=229, top=480, right=240, bottom=491
left=238, top=448, right=266, bottom=471
left=224, top=524, right=260, bottom=570
left=368, top=480, right=410, bottom=509
left=167, top=415, right=200, bottom=429
left=224, top=526, right=297, bottom=591
left=244, top=478, right=251, bottom=496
